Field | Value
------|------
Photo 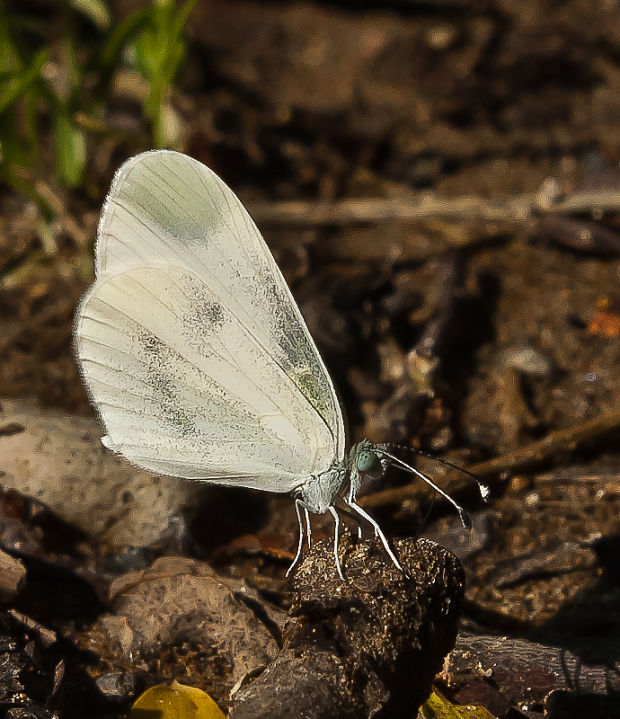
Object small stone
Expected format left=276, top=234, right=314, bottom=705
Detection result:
left=425, top=25, right=457, bottom=51
left=6, top=707, right=55, bottom=719
left=94, top=671, right=138, bottom=703
left=0, top=550, right=26, bottom=602
left=500, top=344, right=554, bottom=378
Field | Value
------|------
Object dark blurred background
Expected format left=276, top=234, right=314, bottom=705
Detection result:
left=3, top=0, right=620, bottom=424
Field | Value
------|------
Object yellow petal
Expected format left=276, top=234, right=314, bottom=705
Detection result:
left=129, top=680, right=225, bottom=719
left=419, top=688, right=497, bottom=719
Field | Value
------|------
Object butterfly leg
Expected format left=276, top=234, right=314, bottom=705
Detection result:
left=286, top=498, right=306, bottom=577
left=355, top=519, right=363, bottom=540
left=304, top=506, right=312, bottom=549
left=337, top=503, right=364, bottom=539
left=345, top=486, right=364, bottom=539
left=345, top=499, right=409, bottom=577
left=328, top=506, right=345, bottom=580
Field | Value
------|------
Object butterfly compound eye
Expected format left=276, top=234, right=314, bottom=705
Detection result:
left=356, top=449, right=382, bottom=477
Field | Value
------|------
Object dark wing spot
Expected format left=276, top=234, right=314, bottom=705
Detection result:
left=135, top=328, right=198, bottom=439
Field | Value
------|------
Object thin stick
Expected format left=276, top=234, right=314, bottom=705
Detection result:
left=361, top=410, right=620, bottom=509
left=247, top=189, right=620, bottom=227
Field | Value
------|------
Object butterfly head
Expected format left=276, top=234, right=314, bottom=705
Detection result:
left=351, top=441, right=386, bottom=479
left=345, top=439, right=391, bottom=502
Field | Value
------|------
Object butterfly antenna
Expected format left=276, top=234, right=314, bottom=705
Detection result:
left=414, top=495, right=437, bottom=540
left=375, top=447, right=473, bottom=530
left=380, top=442, right=490, bottom=502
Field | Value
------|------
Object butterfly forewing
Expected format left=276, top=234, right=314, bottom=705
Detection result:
left=92, top=151, right=344, bottom=467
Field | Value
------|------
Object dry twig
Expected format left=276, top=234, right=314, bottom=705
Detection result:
left=361, top=410, right=620, bottom=509
left=247, top=187, right=620, bottom=227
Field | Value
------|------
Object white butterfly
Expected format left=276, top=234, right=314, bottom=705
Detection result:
left=75, top=151, right=487, bottom=579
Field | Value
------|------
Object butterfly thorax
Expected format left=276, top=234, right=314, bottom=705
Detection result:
left=297, top=462, right=347, bottom=514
